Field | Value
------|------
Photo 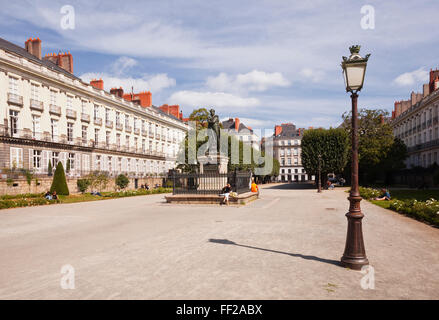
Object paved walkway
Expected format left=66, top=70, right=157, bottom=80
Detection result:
left=0, top=184, right=438, bottom=299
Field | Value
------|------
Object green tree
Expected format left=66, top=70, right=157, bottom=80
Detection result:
left=115, top=174, right=129, bottom=190
left=301, top=128, right=350, bottom=187
left=341, top=108, right=408, bottom=184
left=189, top=108, right=210, bottom=129
left=50, top=162, right=69, bottom=195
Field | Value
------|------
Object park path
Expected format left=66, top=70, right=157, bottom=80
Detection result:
left=0, top=185, right=438, bottom=299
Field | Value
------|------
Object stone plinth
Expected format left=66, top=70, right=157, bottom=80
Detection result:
left=198, top=153, right=229, bottom=174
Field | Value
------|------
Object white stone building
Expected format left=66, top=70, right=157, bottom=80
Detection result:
left=391, top=68, right=439, bottom=168
left=0, top=37, right=188, bottom=179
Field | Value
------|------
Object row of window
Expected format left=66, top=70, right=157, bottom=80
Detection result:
left=280, top=168, right=304, bottom=174
left=280, top=158, right=299, bottom=166
left=9, top=147, right=171, bottom=174
left=279, top=148, right=300, bottom=156
left=7, top=75, right=184, bottom=141
left=9, top=110, right=179, bottom=156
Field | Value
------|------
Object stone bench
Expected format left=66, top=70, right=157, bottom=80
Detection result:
left=165, top=192, right=259, bottom=205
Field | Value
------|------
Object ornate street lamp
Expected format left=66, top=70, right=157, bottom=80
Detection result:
left=340, top=45, right=370, bottom=270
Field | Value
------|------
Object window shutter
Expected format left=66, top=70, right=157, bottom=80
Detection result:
left=29, top=149, right=33, bottom=170
left=75, top=153, right=81, bottom=176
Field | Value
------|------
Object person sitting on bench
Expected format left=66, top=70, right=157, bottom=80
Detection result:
left=220, top=184, right=232, bottom=205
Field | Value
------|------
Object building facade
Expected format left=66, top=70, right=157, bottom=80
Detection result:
left=262, top=123, right=314, bottom=182
left=391, top=68, right=439, bottom=168
left=221, top=117, right=260, bottom=151
left=0, top=37, right=188, bottom=179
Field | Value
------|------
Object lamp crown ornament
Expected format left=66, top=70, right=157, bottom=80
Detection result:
left=349, top=45, right=361, bottom=54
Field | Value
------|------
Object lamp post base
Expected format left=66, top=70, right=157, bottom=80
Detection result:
left=341, top=198, right=369, bottom=271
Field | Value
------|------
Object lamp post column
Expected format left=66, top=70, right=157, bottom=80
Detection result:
left=317, top=154, right=322, bottom=193
left=341, top=92, right=369, bottom=270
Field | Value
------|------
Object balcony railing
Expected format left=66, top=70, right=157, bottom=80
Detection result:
left=125, top=125, right=132, bottom=133
left=0, top=125, right=169, bottom=158
left=116, top=122, right=123, bottom=131
left=30, top=99, right=44, bottom=112
left=161, top=135, right=166, bottom=141
left=49, top=104, right=61, bottom=116
left=66, top=108, right=77, bottom=119
left=8, top=93, right=23, bottom=106
left=106, top=120, right=114, bottom=129
left=134, top=128, right=140, bottom=135
left=81, top=113, right=90, bottom=123
left=142, top=130, right=148, bottom=137
left=94, top=117, right=102, bottom=126
left=149, top=132, right=154, bottom=139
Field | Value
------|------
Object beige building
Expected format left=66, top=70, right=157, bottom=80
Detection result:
left=262, top=123, right=314, bottom=182
left=0, top=37, right=188, bottom=180
left=391, top=68, right=439, bottom=168
left=221, top=117, right=260, bottom=151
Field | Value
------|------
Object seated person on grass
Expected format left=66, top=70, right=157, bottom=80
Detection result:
left=374, top=188, right=391, bottom=201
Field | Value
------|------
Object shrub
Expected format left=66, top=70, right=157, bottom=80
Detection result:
left=50, top=162, right=69, bottom=195
left=115, top=174, right=129, bottom=190
left=359, top=187, right=381, bottom=199
left=48, top=160, right=53, bottom=176
left=77, top=179, right=91, bottom=193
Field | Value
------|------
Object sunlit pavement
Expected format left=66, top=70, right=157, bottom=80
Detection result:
left=0, top=184, right=438, bottom=299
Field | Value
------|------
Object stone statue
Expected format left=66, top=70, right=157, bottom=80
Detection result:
left=207, top=109, right=220, bottom=152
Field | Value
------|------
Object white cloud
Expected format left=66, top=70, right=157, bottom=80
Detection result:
left=393, top=67, right=429, bottom=86
left=80, top=72, right=176, bottom=93
left=300, top=68, right=325, bottom=83
left=206, top=70, right=290, bottom=93
left=111, top=56, right=138, bottom=75
left=168, top=91, right=260, bottom=109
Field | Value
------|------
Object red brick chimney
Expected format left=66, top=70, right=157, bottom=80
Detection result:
left=235, top=118, right=240, bottom=131
left=429, top=68, right=439, bottom=93
left=43, top=51, right=74, bottom=74
left=90, top=79, right=104, bottom=90
left=275, top=125, right=282, bottom=136
left=110, top=87, right=124, bottom=98
left=25, top=37, right=42, bottom=60
left=123, top=91, right=152, bottom=107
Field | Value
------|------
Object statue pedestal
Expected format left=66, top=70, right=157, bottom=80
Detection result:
left=198, top=153, right=229, bottom=174
left=197, top=153, right=229, bottom=192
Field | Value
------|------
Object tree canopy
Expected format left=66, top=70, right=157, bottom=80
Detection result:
left=301, top=128, right=350, bottom=183
left=340, top=108, right=408, bottom=184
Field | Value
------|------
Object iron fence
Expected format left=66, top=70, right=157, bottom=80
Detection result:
left=171, top=171, right=252, bottom=195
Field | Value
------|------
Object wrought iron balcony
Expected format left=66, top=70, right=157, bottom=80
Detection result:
left=142, top=130, right=148, bottom=137
left=106, top=120, right=114, bottom=129
left=116, top=122, right=123, bottom=131
left=149, top=132, right=154, bottom=139
left=134, top=128, right=140, bottom=135
left=125, top=125, right=132, bottom=133
left=49, top=104, right=61, bottom=116
left=81, top=113, right=90, bottom=122
left=8, top=93, right=23, bottom=106
left=30, top=99, right=44, bottom=112
left=66, top=108, right=77, bottom=119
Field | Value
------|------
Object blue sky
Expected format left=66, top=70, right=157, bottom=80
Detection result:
left=1, top=0, right=438, bottom=134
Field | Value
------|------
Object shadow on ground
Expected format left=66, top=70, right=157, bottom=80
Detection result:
left=263, top=183, right=317, bottom=190
left=208, top=238, right=341, bottom=267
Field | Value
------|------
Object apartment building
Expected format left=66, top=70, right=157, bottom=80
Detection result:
left=262, top=123, right=314, bottom=182
left=391, top=68, right=439, bottom=168
left=0, top=37, right=188, bottom=178
left=221, top=117, right=260, bottom=151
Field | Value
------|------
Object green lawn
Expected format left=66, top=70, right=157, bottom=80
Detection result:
left=0, top=188, right=172, bottom=210
left=386, top=189, right=439, bottom=201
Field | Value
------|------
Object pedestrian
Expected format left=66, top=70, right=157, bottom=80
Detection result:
left=220, top=183, right=232, bottom=205
left=374, top=188, right=391, bottom=201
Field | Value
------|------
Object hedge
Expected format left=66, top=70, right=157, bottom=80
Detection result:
left=0, top=198, right=59, bottom=209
